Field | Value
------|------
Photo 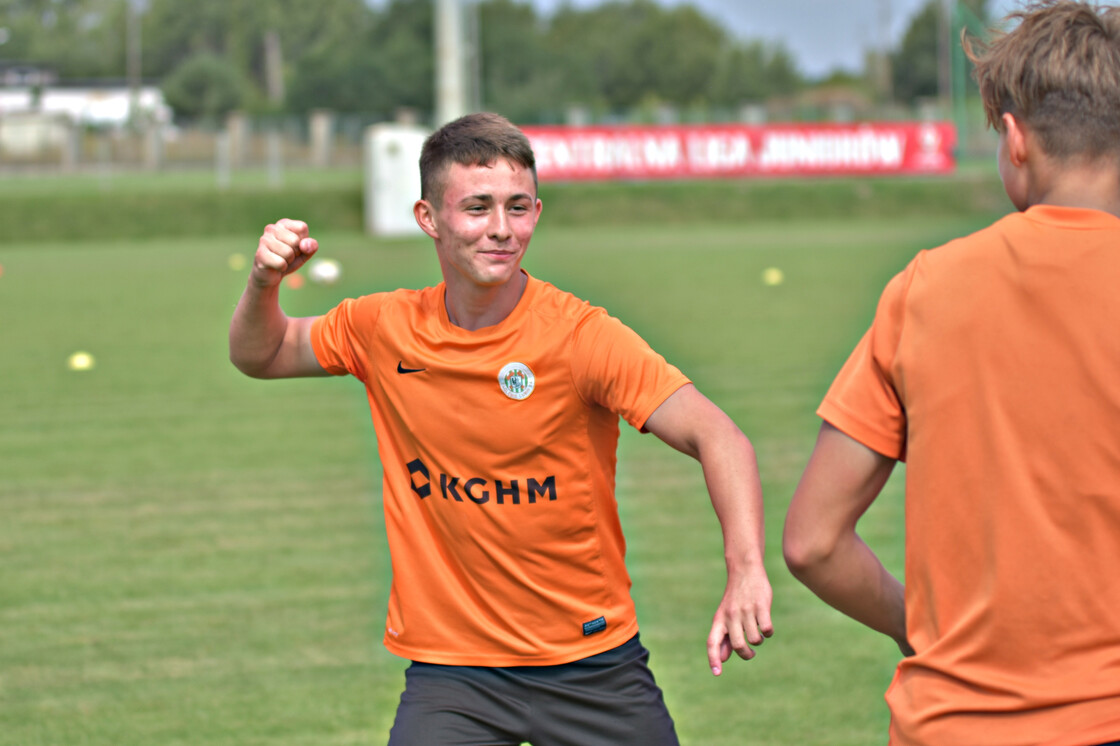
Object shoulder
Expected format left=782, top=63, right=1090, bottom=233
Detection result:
left=911, top=213, right=1022, bottom=274
left=888, top=213, right=1026, bottom=312
left=329, top=284, right=440, bottom=320
left=526, top=276, right=603, bottom=326
left=369, top=284, right=441, bottom=308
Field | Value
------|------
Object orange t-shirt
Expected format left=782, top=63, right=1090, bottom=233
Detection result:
left=820, top=206, right=1120, bottom=745
left=311, top=273, right=689, bottom=666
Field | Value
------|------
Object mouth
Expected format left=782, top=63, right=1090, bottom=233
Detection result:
left=480, top=250, right=518, bottom=260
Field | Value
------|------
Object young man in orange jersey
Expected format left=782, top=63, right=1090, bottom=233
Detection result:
left=783, top=3, right=1120, bottom=744
left=229, top=112, right=773, bottom=746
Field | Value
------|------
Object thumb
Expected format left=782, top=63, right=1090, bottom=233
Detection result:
left=708, top=632, right=732, bottom=676
left=288, top=238, right=319, bottom=274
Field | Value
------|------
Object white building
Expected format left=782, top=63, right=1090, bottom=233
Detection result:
left=0, top=86, right=172, bottom=128
left=0, top=85, right=172, bottom=159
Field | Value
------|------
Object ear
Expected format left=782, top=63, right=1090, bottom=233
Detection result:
left=1001, top=113, right=1029, bottom=167
left=414, top=199, right=440, bottom=240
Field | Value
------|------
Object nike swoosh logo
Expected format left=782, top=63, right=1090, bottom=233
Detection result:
left=397, top=361, right=426, bottom=374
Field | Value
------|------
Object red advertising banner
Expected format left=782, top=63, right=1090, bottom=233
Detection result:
left=521, top=122, right=957, bottom=181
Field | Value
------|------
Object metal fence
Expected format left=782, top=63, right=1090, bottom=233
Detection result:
left=0, top=110, right=387, bottom=175
left=0, top=103, right=997, bottom=178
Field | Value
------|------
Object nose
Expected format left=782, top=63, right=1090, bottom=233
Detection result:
left=488, top=208, right=512, bottom=241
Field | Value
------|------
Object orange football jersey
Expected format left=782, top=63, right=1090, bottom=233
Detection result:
left=821, top=206, right=1120, bottom=745
left=312, top=273, right=689, bottom=666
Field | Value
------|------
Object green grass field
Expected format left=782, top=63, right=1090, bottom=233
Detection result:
left=1, top=205, right=1005, bottom=745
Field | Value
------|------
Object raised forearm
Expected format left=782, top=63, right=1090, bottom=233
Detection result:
left=229, top=219, right=327, bottom=380
left=229, top=282, right=290, bottom=377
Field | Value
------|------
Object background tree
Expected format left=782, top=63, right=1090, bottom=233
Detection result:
left=710, top=40, right=801, bottom=108
left=1, top=0, right=822, bottom=122
left=0, top=0, right=126, bottom=79
left=891, top=0, right=990, bottom=105
left=144, top=0, right=381, bottom=114
left=476, top=0, right=565, bottom=123
left=547, top=0, right=727, bottom=112
left=160, top=51, right=249, bottom=123
left=285, top=0, right=433, bottom=116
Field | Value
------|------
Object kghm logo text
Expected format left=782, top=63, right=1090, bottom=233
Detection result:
left=407, top=459, right=557, bottom=505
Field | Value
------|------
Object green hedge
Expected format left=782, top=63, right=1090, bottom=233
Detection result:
left=8, top=186, right=366, bottom=243
left=4, top=172, right=1009, bottom=243
left=541, top=174, right=1010, bottom=225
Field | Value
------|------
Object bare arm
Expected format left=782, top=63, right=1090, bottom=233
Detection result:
left=782, top=421, right=912, bottom=655
left=643, top=384, right=774, bottom=676
left=229, top=219, right=330, bottom=379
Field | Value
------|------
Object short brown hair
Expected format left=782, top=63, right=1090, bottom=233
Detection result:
left=419, top=112, right=538, bottom=206
left=964, top=0, right=1120, bottom=161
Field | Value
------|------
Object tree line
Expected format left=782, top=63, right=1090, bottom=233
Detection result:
left=0, top=0, right=990, bottom=124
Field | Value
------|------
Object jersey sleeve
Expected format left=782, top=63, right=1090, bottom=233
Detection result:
left=570, top=309, right=690, bottom=431
left=310, top=295, right=384, bottom=383
left=818, top=260, right=916, bottom=461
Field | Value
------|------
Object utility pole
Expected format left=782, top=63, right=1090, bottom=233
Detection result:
left=263, top=30, right=285, bottom=107
left=434, top=0, right=468, bottom=127
left=876, top=0, right=893, bottom=100
left=938, top=0, right=954, bottom=113
left=127, top=0, right=141, bottom=129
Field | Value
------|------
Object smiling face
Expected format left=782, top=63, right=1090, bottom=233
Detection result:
left=415, top=159, right=543, bottom=295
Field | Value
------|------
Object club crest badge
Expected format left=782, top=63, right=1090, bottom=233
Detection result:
left=498, top=362, right=535, bottom=401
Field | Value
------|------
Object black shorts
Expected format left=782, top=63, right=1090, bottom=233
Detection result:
left=387, top=634, right=680, bottom=746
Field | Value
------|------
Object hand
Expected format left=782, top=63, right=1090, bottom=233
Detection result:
left=707, top=565, right=774, bottom=675
left=251, top=218, right=319, bottom=288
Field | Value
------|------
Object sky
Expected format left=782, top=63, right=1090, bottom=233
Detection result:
left=526, top=0, right=1023, bottom=77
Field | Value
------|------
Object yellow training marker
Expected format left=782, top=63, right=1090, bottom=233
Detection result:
left=67, top=351, right=96, bottom=371
left=761, top=267, right=785, bottom=286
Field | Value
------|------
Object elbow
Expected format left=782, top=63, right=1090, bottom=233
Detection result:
left=706, top=420, right=755, bottom=463
left=230, top=359, right=260, bottom=379
left=228, top=331, right=285, bottom=380
left=229, top=349, right=272, bottom=379
left=782, top=520, right=837, bottom=582
left=229, top=347, right=252, bottom=377
left=718, top=426, right=755, bottom=463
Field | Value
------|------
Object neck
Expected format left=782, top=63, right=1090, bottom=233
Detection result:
left=1028, top=159, right=1120, bottom=219
left=445, top=271, right=528, bottom=331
